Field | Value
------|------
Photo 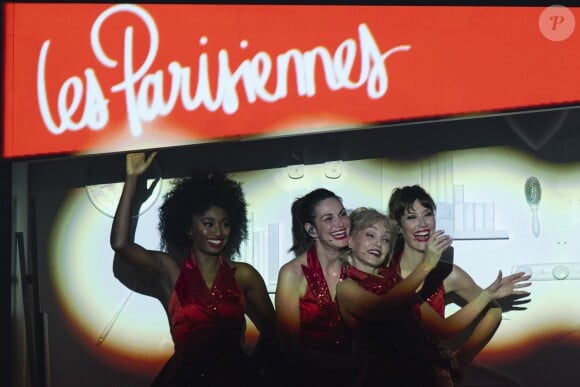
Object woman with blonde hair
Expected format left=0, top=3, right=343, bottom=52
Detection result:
left=337, top=207, right=522, bottom=386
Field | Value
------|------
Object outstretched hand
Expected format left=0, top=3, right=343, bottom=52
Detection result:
left=486, top=270, right=532, bottom=300
left=423, top=230, right=453, bottom=270
left=126, top=151, right=157, bottom=176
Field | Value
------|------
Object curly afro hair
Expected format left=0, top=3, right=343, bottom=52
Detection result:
left=157, top=170, right=248, bottom=262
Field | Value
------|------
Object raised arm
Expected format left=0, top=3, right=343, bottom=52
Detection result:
left=110, top=152, right=162, bottom=275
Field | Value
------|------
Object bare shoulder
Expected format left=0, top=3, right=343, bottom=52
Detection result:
left=278, top=253, right=307, bottom=278
left=229, top=260, right=258, bottom=274
left=228, top=260, right=266, bottom=285
left=276, top=254, right=308, bottom=299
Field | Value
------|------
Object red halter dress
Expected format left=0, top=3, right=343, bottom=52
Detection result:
left=286, top=247, right=356, bottom=386
left=150, top=253, right=263, bottom=387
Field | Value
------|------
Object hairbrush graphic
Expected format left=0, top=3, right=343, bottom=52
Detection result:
left=525, top=176, right=542, bottom=237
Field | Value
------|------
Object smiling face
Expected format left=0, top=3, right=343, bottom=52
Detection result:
left=399, top=199, right=436, bottom=253
left=189, top=205, right=230, bottom=257
left=348, top=221, right=392, bottom=274
left=309, top=197, right=350, bottom=249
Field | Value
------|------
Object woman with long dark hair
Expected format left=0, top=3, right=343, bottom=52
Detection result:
left=275, top=188, right=363, bottom=386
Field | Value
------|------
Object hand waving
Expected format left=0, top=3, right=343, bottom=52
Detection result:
left=126, top=152, right=157, bottom=176
left=485, top=270, right=532, bottom=300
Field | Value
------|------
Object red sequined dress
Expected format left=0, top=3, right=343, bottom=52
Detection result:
left=299, top=248, right=351, bottom=352
left=287, top=247, right=356, bottom=386
left=150, top=254, right=263, bottom=387
left=344, top=264, right=454, bottom=387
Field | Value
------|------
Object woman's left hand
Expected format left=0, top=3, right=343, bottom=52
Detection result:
left=486, top=271, right=532, bottom=300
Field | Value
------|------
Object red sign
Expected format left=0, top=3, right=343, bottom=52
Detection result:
left=3, top=4, right=580, bottom=158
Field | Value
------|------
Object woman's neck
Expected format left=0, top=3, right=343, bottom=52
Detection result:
left=315, top=243, right=341, bottom=264
left=315, top=245, right=343, bottom=276
left=190, top=249, right=220, bottom=270
left=399, top=247, right=424, bottom=271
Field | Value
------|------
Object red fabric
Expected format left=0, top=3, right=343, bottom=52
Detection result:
left=346, top=264, right=399, bottom=293
left=425, top=281, right=446, bottom=317
left=298, top=247, right=351, bottom=353
left=153, top=254, right=264, bottom=386
left=345, top=264, right=421, bottom=319
left=344, top=263, right=455, bottom=387
left=392, top=250, right=446, bottom=317
left=168, top=254, right=246, bottom=349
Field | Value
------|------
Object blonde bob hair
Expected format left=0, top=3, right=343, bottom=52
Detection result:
left=343, top=207, right=398, bottom=267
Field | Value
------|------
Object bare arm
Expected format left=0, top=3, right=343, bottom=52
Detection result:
left=112, top=157, right=162, bottom=297
left=274, top=262, right=307, bottom=362
left=420, top=289, right=494, bottom=338
left=337, top=260, right=434, bottom=323
left=235, top=262, right=276, bottom=340
left=423, top=269, right=530, bottom=339
left=445, top=265, right=531, bottom=306
left=234, top=261, right=284, bottom=379
left=110, top=152, right=165, bottom=276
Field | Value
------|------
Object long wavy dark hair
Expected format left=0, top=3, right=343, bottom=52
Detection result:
left=288, top=188, right=343, bottom=256
left=158, top=170, right=248, bottom=261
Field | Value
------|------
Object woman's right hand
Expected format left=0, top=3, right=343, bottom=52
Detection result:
left=423, top=230, right=452, bottom=270
left=126, top=152, right=157, bottom=176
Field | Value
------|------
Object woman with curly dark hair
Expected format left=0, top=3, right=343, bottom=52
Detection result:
left=110, top=152, right=277, bottom=387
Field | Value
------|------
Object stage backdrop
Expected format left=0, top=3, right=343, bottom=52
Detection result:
left=26, top=146, right=580, bottom=387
